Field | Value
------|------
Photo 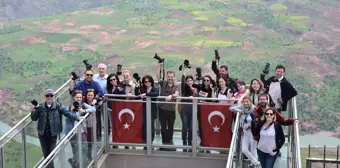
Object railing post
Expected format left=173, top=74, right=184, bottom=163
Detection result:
left=146, top=97, right=152, bottom=155
left=78, top=128, right=83, bottom=168
left=60, top=142, right=66, bottom=168
left=92, top=110, right=97, bottom=166
left=237, top=128, right=242, bottom=168
left=192, top=100, right=198, bottom=157
left=0, top=140, right=4, bottom=168
left=103, top=98, right=109, bottom=153
left=306, top=159, right=312, bottom=168
left=21, top=127, right=27, bottom=168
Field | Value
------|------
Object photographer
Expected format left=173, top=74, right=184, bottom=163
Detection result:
left=156, top=62, right=180, bottom=150
left=106, top=73, right=124, bottom=139
left=260, top=64, right=297, bottom=112
left=30, top=89, right=80, bottom=168
left=69, top=69, right=104, bottom=97
left=65, top=90, right=96, bottom=168
left=118, top=70, right=137, bottom=96
left=211, top=56, right=238, bottom=93
left=138, top=75, right=159, bottom=148
left=93, top=63, right=108, bottom=92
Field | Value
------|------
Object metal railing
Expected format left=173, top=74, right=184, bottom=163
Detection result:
left=305, top=145, right=340, bottom=168
left=35, top=94, right=241, bottom=168
left=287, top=97, right=302, bottom=168
left=0, top=79, right=71, bottom=168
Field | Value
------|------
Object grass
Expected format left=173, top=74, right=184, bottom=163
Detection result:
left=46, top=33, right=81, bottom=43
left=0, top=29, right=40, bottom=45
left=270, top=4, right=288, bottom=10
left=3, top=139, right=42, bottom=168
left=226, top=17, right=247, bottom=27
left=194, top=40, right=243, bottom=48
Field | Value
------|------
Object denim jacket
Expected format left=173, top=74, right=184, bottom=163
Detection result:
left=64, top=103, right=96, bottom=134
left=31, top=101, right=79, bottom=136
left=229, top=104, right=256, bottom=132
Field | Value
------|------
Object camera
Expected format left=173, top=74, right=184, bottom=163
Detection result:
left=30, top=99, right=38, bottom=107
left=133, top=73, right=141, bottom=82
left=154, top=53, right=165, bottom=63
left=71, top=72, right=79, bottom=80
left=262, top=63, right=270, bottom=75
left=73, top=101, right=80, bottom=111
left=214, top=50, right=220, bottom=60
left=116, top=64, right=122, bottom=76
left=94, top=96, right=103, bottom=106
left=83, top=60, right=92, bottom=70
left=195, top=67, right=204, bottom=85
left=179, top=59, right=191, bottom=71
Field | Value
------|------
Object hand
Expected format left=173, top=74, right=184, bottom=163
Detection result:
left=294, top=120, right=299, bottom=124
left=78, top=108, right=86, bottom=113
left=140, top=93, right=146, bottom=98
left=260, top=115, right=265, bottom=121
left=270, top=151, right=277, bottom=156
left=92, top=99, right=97, bottom=105
left=30, top=105, right=37, bottom=111
left=165, top=95, right=172, bottom=101
left=237, top=109, right=244, bottom=114
left=278, top=98, right=283, bottom=104
left=127, top=93, right=133, bottom=96
left=70, top=105, right=75, bottom=112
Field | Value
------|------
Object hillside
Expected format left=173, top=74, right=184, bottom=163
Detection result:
left=0, top=0, right=110, bottom=22
left=0, top=0, right=339, bottom=135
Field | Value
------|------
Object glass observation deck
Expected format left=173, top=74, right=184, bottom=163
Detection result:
left=0, top=80, right=302, bottom=168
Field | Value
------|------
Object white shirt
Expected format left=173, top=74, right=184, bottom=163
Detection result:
left=93, top=74, right=108, bottom=92
left=269, top=76, right=283, bottom=109
left=257, top=124, right=276, bottom=153
left=241, top=114, right=252, bottom=135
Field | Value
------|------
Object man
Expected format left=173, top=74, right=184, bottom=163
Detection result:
left=119, top=70, right=137, bottom=96
left=69, top=69, right=104, bottom=96
left=253, top=94, right=297, bottom=126
left=156, top=62, right=180, bottom=150
left=211, top=57, right=238, bottom=93
left=31, top=89, right=80, bottom=168
left=93, top=63, right=108, bottom=92
left=261, top=64, right=297, bottom=112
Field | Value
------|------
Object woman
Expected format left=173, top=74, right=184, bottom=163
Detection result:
left=197, top=75, right=215, bottom=153
left=83, top=89, right=98, bottom=161
left=138, top=75, right=159, bottom=147
left=252, top=108, right=285, bottom=168
left=217, top=75, right=233, bottom=105
left=180, top=75, right=198, bottom=150
left=232, top=80, right=248, bottom=105
left=230, top=96, right=260, bottom=167
left=106, top=73, right=124, bottom=137
left=247, top=79, right=264, bottom=106
left=65, top=90, right=96, bottom=168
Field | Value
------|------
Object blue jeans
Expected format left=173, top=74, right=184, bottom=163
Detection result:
left=180, top=110, right=192, bottom=145
left=257, top=149, right=277, bottom=168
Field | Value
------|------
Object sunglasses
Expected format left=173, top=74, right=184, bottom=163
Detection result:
left=144, top=81, right=151, bottom=83
left=45, top=94, right=54, bottom=98
left=110, top=78, right=116, bottom=81
left=86, top=74, right=93, bottom=77
left=87, top=89, right=94, bottom=92
left=265, top=113, right=274, bottom=116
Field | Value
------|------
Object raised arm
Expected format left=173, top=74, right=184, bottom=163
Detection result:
left=31, top=106, right=42, bottom=121
left=211, top=60, right=219, bottom=76
left=58, top=105, right=80, bottom=121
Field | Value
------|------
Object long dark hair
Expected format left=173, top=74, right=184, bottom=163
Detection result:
left=249, top=78, right=264, bottom=94
left=217, top=75, right=229, bottom=94
left=106, top=73, right=120, bottom=93
left=183, top=75, right=195, bottom=97
left=141, top=75, right=155, bottom=89
left=200, top=75, right=215, bottom=89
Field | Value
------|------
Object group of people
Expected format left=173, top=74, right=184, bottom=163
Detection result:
left=30, top=56, right=298, bottom=168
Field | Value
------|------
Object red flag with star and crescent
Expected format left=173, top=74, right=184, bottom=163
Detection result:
left=200, top=103, right=233, bottom=148
left=112, top=101, right=143, bottom=143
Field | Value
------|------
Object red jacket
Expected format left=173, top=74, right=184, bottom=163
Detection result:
left=253, top=106, right=296, bottom=126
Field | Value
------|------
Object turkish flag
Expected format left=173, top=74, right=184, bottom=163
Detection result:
left=200, top=103, right=233, bottom=148
left=112, top=101, right=143, bottom=143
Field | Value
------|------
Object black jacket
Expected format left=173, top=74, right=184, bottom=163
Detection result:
left=261, top=74, right=297, bottom=111
left=211, top=60, right=238, bottom=93
left=251, top=121, right=285, bottom=153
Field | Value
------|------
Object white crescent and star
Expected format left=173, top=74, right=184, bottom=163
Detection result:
left=208, top=111, right=225, bottom=132
left=118, top=108, right=135, bottom=129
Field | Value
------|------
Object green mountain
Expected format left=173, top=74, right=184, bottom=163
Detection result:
left=0, top=0, right=339, bottom=135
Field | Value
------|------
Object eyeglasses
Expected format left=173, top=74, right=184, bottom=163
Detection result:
left=86, top=74, right=93, bottom=77
left=45, top=94, right=54, bottom=98
left=110, top=78, right=116, bottom=81
left=144, top=81, right=151, bottom=83
left=265, top=113, right=274, bottom=116
left=204, top=80, right=210, bottom=82
left=87, top=89, right=94, bottom=92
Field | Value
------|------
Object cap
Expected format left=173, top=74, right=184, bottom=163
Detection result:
left=45, top=89, right=55, bottom=96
